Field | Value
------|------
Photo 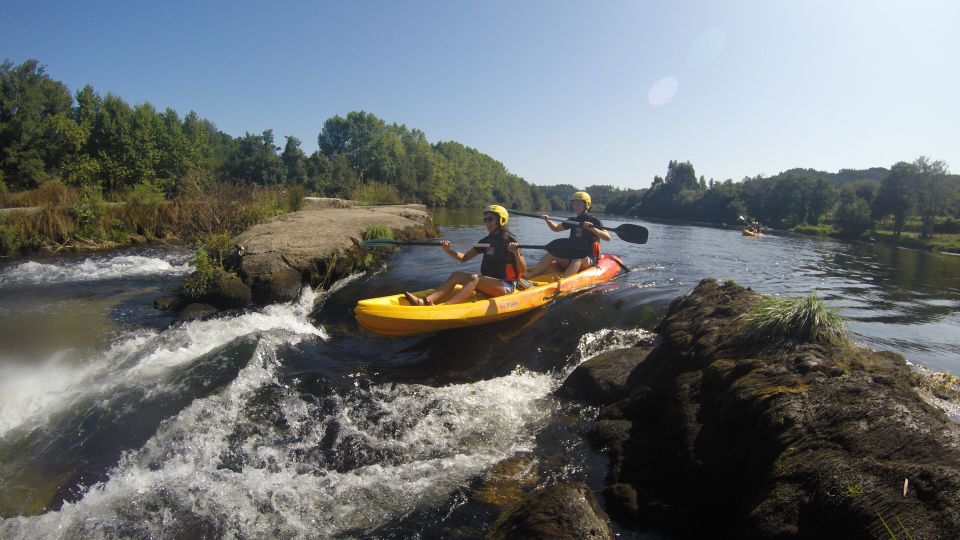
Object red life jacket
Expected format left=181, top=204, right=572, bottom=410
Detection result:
left=475, top=230, right=522, bottom=280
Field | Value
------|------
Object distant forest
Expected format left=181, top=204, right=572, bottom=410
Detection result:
left=2, top=59, right=957, bottom=239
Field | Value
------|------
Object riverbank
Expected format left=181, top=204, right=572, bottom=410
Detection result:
left=791, top=224, right=960, bottom=254
left=0, top=182, right=307, bottom=256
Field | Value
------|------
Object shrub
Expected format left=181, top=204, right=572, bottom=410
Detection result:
left=351, top=181, right=400, bottom=205
left=204, top=232, right=234, bottom=266
left=0, top=222, right=22, bottom=255
left=181, top=243, right=218, bottom=300
left=69, top=184, right=105, bottom=229
left=127, top=181, right=167, bottom=208
left=287, top=185, right=306, bottom=212
left=741, top=292, right=847, bottom=346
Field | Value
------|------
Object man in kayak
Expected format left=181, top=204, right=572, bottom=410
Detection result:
left=403, top=205, right=526, bottom=306
left=525, top=191, right=611, bottom=278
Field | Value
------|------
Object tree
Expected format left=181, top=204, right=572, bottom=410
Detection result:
left=0, top=59, right=74, bottom=188
left=912, top=156, right=954, bottom=238
left=834, top=189, right=874, bottom=238
left=665, top=160, right=698, bottom=191
left=223, top=130, right=283, bottom=185
left=872, top=161, right=915, bottom=236
left=281, top=136, right=308, bottom=186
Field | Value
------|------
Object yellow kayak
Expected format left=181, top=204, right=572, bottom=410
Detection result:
left=742, top=228, right=763, bottom=237
left=355, top=254, right=625, bottom=336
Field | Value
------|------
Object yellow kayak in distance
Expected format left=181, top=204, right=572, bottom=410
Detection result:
left=354, top=254, right=625, bottom=337
left=742, top=228, right=763, bottom=237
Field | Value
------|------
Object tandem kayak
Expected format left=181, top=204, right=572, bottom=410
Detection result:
left=354, top=253, right=625, bottom=336
left=742, top=228, right=763, bottom=237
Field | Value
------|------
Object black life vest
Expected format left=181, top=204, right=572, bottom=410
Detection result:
left=475, top=230, right=521, bottom=280
left=563, top=213, right=602, bottom=260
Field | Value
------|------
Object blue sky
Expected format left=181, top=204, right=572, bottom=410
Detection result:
left=3, top=0, right=957, bottom=188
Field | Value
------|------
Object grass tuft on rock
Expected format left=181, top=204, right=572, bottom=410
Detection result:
left=362, top=225, right=393, bottom=241
left=741, top=292, right=847, bottom=346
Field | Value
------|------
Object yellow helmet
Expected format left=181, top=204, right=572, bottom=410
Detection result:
left=570, top=191, right=592, bottom=209
left=484, top=204, right=509, bottom=226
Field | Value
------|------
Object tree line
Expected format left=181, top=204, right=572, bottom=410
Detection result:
left=547, top=159, right=957, bottom=240
left=0, top=59, right=540, bottom=209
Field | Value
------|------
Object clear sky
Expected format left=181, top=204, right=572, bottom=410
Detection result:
left=3, top=0, right=957, bottom=188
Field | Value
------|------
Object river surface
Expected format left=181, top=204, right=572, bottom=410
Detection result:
left=1, top=209, right=958, bottom=538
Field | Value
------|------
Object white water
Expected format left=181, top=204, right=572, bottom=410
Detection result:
left=0, top=252, right=192, bottom=287
left=1, top=306, right=651, bottom=538
left=0, top=285, right=324, bottom=438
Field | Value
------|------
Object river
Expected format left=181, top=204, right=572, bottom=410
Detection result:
left=1, top=209, right=958, bottom=538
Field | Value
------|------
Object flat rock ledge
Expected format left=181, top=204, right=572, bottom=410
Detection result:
left=174, top=204, right=436, bottom=310
left=559, top=278, right=960, bottom=539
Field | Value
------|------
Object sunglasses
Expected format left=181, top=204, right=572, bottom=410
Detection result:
left=483, top=216, right=498, bottom=223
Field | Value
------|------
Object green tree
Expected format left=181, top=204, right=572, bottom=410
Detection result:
left=912, top=156, right=954, bottom=238
left=0, top=59, right=74, bottom=188
left=834, top=189, right=874, bottom=238
left=223, top=130, right=283, bottom=185
left=872, top=161, right=915, bottom=236
left=281, top=136, right=308, bottom=186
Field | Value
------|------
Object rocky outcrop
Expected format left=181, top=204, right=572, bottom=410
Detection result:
left=561, top=278, right=960, bottom=539
left=172, top=204, right=436, bottom=309
left=484, top=482, right=614, bottom=540
left=232, top=204, right=435, bottom=304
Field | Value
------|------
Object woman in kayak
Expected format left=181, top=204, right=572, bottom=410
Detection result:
left=403, top=205, right=526, bottom=306
left=525, top=191, right=611, bottom=278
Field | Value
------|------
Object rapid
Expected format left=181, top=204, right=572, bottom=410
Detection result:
left=1, top=209, right=958, bottom=537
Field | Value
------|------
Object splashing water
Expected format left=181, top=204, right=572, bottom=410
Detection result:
left=0, top=252, right=193, bottom=287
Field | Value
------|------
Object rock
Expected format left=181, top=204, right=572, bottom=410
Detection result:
left=233, top=204, right=436, bottom=305
left=153, top=295, right=177, bottom=311
left=557, top=345, right=653, bottom=405
left=205, top=270, right=253, bottom=309
left=485, top=482, right=614, bottom=540
left=599, top=278, right=960, bottom=539
left=178, top=303, right=218, bottom=320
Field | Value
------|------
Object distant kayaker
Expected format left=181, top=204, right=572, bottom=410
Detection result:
left=403, top=205, right=526, bottom=306
left=525, top=191, right=611, bottom=278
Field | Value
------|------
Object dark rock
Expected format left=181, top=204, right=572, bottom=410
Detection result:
left=248, top=265, right=301, bottom=305
left=178, top=303, right=218, bottom=320
left=589, top=419, right=633, bottom=449
left=557, top=346, right=653, bottom=406
left=153, top=296, right=177, bottom=311
left=598, top=278, right=960, bottom=539
left=485, top=482, right=614, bottom=540
left=205, top=270, right=252, bottom=309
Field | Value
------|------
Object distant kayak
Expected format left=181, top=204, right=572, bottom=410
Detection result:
left=742, top=228, right=763, bottom=237
left=355, top=254, right=624, bottom=336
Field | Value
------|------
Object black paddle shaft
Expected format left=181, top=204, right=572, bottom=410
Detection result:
left=508, top=209, right=649, bottom=244
left=363, top=238, right=592, bottom=260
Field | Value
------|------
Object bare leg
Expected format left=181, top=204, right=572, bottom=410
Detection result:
left=561, top=257, right=588, bottom=277
left=443, top=273, right=482, bottom=304
left=445, top=274, right=512, bottom=304
left=425, top=271, right=472, bottom=304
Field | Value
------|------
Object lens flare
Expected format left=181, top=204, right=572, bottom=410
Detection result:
left=648, top=77, right=679, bottom=106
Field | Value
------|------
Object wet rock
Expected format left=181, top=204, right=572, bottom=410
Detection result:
left=232, top=204, right=436, bottom=305
left=557, top=345, right=653, bottom=405
left=595, top=278, right=960, bottom=539
left=178, top=303, right=218, bottom=320
left=471, top=454, right=539, bottom=507
left=485, top=482, right=614, bottom=540
left=205, top=270, right=253, bottom=309
left=153, top=295, right=177, bottom=311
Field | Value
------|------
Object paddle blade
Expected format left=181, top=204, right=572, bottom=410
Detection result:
left=538, top=238, right=592, bottom=260
left=611, top=224, right=649, bottom=244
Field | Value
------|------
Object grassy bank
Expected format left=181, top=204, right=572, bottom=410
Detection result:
left=788, top=223, right=960, bottom=254
left=0, top=181, right=306, bottom=256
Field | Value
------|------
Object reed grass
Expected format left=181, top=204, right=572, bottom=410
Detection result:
left=0, top=182, right=302, bottom=256
left=351, top=181, right=400, bottom=205
left=741, top=292, right=847, bottom=346
left=362, top=225, right=393, bottom=241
